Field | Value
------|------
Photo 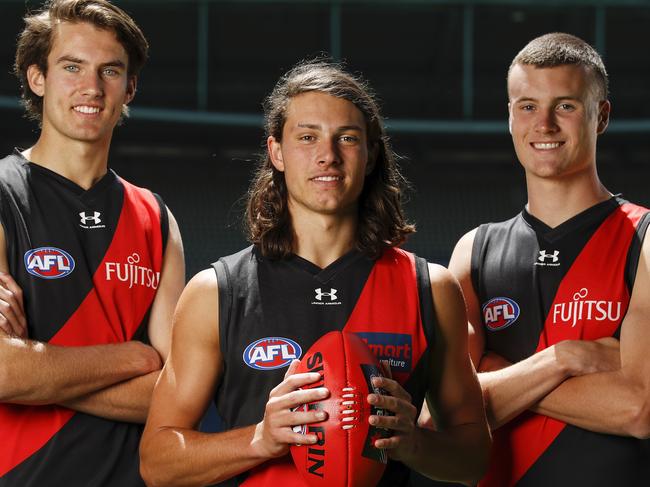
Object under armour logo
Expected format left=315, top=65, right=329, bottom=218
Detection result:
left=79, top=211, right=102, bottom=225
left=538, top=250, right=559, bottom=263
left=315, top=288, right=337, bottom=301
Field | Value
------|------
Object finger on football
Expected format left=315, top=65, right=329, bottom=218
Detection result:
left=271, top=371, right=323, bottom=396
left=291, top=409, right=328, bottom=426
left=286, top=430, right=321, bottom=445
left=371, top=376, right=411, bottom=402
left=373, top=435, right=401, bottom=450
left=368, top=412, right=410, bottom=433
left=284, top=387, right=329, bottom=408
left=284, top=359, right=301, bottom=379
left=379, top=359, right=393, bottom=379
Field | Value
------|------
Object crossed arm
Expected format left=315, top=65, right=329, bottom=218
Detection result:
left=0, top=209, right=185, bottom=423
left=448, top=228, right=650, bottom=438
left=140, top=264, right=490, bottom=487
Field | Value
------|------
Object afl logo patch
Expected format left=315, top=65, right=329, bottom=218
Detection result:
left=483, top=297, right=520, bottom=331
left=243, top=337, right=302, bottom=370
left=24, top=247, right=75, bottom=279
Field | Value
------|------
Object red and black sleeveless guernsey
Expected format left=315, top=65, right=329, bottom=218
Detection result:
left=212, top=245, right=436, bottom=486
left=0, top=152, right=168, bottom=486
left=471, top=196, right=650, bottom=487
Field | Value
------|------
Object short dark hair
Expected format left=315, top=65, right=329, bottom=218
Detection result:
left=245, top=60, right=415, bottom=260
left=509, top=32, right=608, bottom=100
left=14, top=0, right=148, bottom=122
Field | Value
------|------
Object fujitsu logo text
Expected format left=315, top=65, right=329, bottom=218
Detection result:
left=315, top=288, right=337, bottom=301
left=105, top=253, right=160, bottom=289
left=552, top=288, right=622, bottom=327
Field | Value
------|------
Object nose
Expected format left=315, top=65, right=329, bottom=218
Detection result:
left=80, top=71, right=104, bottom=98
left=535, top=108, right=559, bottom=134
left=317, top=138, right=341, bottom=166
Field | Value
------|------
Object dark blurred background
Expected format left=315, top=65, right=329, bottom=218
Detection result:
left=1, top=0, right=649, bottom=277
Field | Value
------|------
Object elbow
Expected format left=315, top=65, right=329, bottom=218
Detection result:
left=139, top=435, right=166, bottom=487
left=140, top=431, right=191, bottom=487
left=625, top=394, right=650, bottom=439
left=465, top=431, right=492, bottom=485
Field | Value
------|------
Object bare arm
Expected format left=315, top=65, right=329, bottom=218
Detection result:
left=449, top=230, right=575, bottom=430
left=530, top=235, right=650, bottom=438
left=369, top=264, right=491, bottom=486
left=0, top=210, right=182, bottom=421
left=140, top=269, right=326, bottom=487
left=448, top=229, right=626, bottom=432
left=61, top=208, right=185, bottom=422
left=0, top=334, right=161, bottom=405
left=0, top=226, right=160, bottom=403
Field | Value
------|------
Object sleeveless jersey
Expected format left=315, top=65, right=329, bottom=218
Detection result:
left=0, top=152, right=168, bottom=486
left=471, top=196, right=650, bottom=487
left=212, top=245, right=436, bottom=486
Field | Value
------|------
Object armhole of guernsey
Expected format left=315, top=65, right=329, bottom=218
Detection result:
left=212, top=259, right=231, bottom=357
left=415, top=256, right=436, bottom=350
left=470, top=224, right=489, bottom=301
left=625, top=210, right=650, bottom=292
left=153, top=193, right=170, bottom=250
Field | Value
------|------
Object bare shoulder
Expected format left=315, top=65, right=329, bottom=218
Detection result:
left=173, top=268, right=219, bottom=339
left=448, top=227, right=478, bottom=276
left=428, top=263, right=464, bottom=299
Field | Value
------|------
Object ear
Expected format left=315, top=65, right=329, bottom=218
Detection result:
left=596, top=100, right=610, bottom=134
left=507, top=102, right=513, bottom=135
left=26, top=64, right=46, bottom=97
left=124, top=76, right=137, bottom=105
left=267, top=136, right=284, bottom=172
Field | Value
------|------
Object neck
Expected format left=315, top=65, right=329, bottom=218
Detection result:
left=525, top=168, right=611, bottom=228
left=290, top=205, right=358, bottom=269
left=24, top=131, right=111, bottom=190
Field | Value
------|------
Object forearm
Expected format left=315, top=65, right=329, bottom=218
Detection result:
left=61, top=370, right=160, bottom=423
left=479, top=346, right=569, bottom=430
left=531, top=369, right=649, bottom=438
left=140, top=424, right=269, bottom=487
left=0, top=337, right=159, bottom=404
left=401, top=422, right=490, bottom=485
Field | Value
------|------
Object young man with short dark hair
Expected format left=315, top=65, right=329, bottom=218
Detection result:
left=450, top=33, right=650, bottom=486
left=0, top=1, right=185, bottom=485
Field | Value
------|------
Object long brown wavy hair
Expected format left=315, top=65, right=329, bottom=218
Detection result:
left=246, top=60, right=415, bottom=260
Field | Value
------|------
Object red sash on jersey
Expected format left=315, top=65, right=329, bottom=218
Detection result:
left=241, top=248, right=428, bottom=486
left=0, top=180, right=164, bottom=476
left=480, top=203, right=648, bottom=487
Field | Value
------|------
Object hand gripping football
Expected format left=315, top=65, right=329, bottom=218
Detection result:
left=290, top=331, right=389, bottom=487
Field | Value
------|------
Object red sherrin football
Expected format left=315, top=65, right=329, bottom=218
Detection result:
left=290, top=331, right=389, bottom=487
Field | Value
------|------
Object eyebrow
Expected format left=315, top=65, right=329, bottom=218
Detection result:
left=296, top=123, right=364, bottom=131
left=514, top=96, right=583, bottom=103
left=55, top=55, right=126, bottom=69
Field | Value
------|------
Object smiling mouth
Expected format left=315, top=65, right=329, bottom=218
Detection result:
left=311, top=176, right=342, bottom=182
left=531, top=142, right=563, bottom=150
left=73, top=105, right=101, bottom=114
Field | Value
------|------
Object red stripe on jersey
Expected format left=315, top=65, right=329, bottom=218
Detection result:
left=241, top=248, right=427, bottom=486
left=343, top=248, right=427, bottom=385
left=0, top=180, right=163, bottom=476
left=481, top=203, right=648, bottom=487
